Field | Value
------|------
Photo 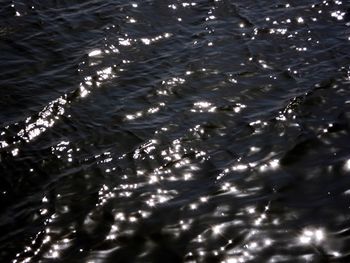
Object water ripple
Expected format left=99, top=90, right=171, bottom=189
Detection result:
left=1, top=0, right=350, bottom=262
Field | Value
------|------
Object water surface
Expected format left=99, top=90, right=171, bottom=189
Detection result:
left=1, top=0, right=350, bottom=262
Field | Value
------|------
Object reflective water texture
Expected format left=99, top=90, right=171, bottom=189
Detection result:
left=1, top=0, right=350, bottom=262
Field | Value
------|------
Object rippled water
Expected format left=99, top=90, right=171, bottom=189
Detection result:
left=1, top=0, right=350, bottom=262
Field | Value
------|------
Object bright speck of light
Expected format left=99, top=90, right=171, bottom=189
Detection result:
left=332, top=251, right=341, bottom=257
left=232, top=164, right=248, bottom=171
left=141, top=38, right=151, bottom=45
left=212, top=225, right=222, bottom=235
left=119, top=38, right=132, bottom=46
left=345, top=159, right=350, bottom=171
left=247, top=207, right=255, bottom=214
left=264, top=239, right=272, bottom=246
left=194, top=101, right=211, bottom=108
left=297, top=17, right=304, bottom=23
left=12, top=148, right=19, bottom=156
left=0, top=140, right=9, bottom=148
left=299, top=228, right=325, bottom=244
left=80, top=84, right=89, bottom=97
left=129, top=216, right=137, bottom=222
left=299, top=233, right=311, bottom=244
left=88, top=49, right=102, bottom=57
left=200, top=196, right=208, bottom=202
left=315, top=229, right=324, bottom=241
left=250, top=146, right=260, bottom=152
left=269, top=159, right=279, bottom=169
left=52, top=251, right=59, bottom=258
left=40, top=209, right=48, bottom=215
left=106, top=234, right=116, bottom=240
left=331, top=11, right=345, bottom=20
left=43, top=235, right=51, bottom=244
left=248, top=242, right=258, bottom=250
left=184, top=173, right=192, bottom=180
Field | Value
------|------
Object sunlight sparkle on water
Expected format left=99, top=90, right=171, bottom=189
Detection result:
left=331, top=11, right=345, bottom=20
left=141, top=38, right=151, bottom=45
left=119, top=37, right=132, bottom=46
left=299, top=228, right=325, bottom=244
left=344, top=159, right=350, bottom=171
left=88, top=49, right=102, bottom=57
left=297, top=17, right=304, bottom=23
left=212, top=224, right=224, bottom=235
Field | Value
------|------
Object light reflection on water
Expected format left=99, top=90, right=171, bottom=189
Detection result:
left=1, top=0, right=350, bottom=262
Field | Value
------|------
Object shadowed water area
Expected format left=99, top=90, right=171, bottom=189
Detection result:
left=1, top=0, right=350, bottom=262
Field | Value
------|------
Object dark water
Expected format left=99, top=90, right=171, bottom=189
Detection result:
left=1, top=0, right=350, bottom=262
